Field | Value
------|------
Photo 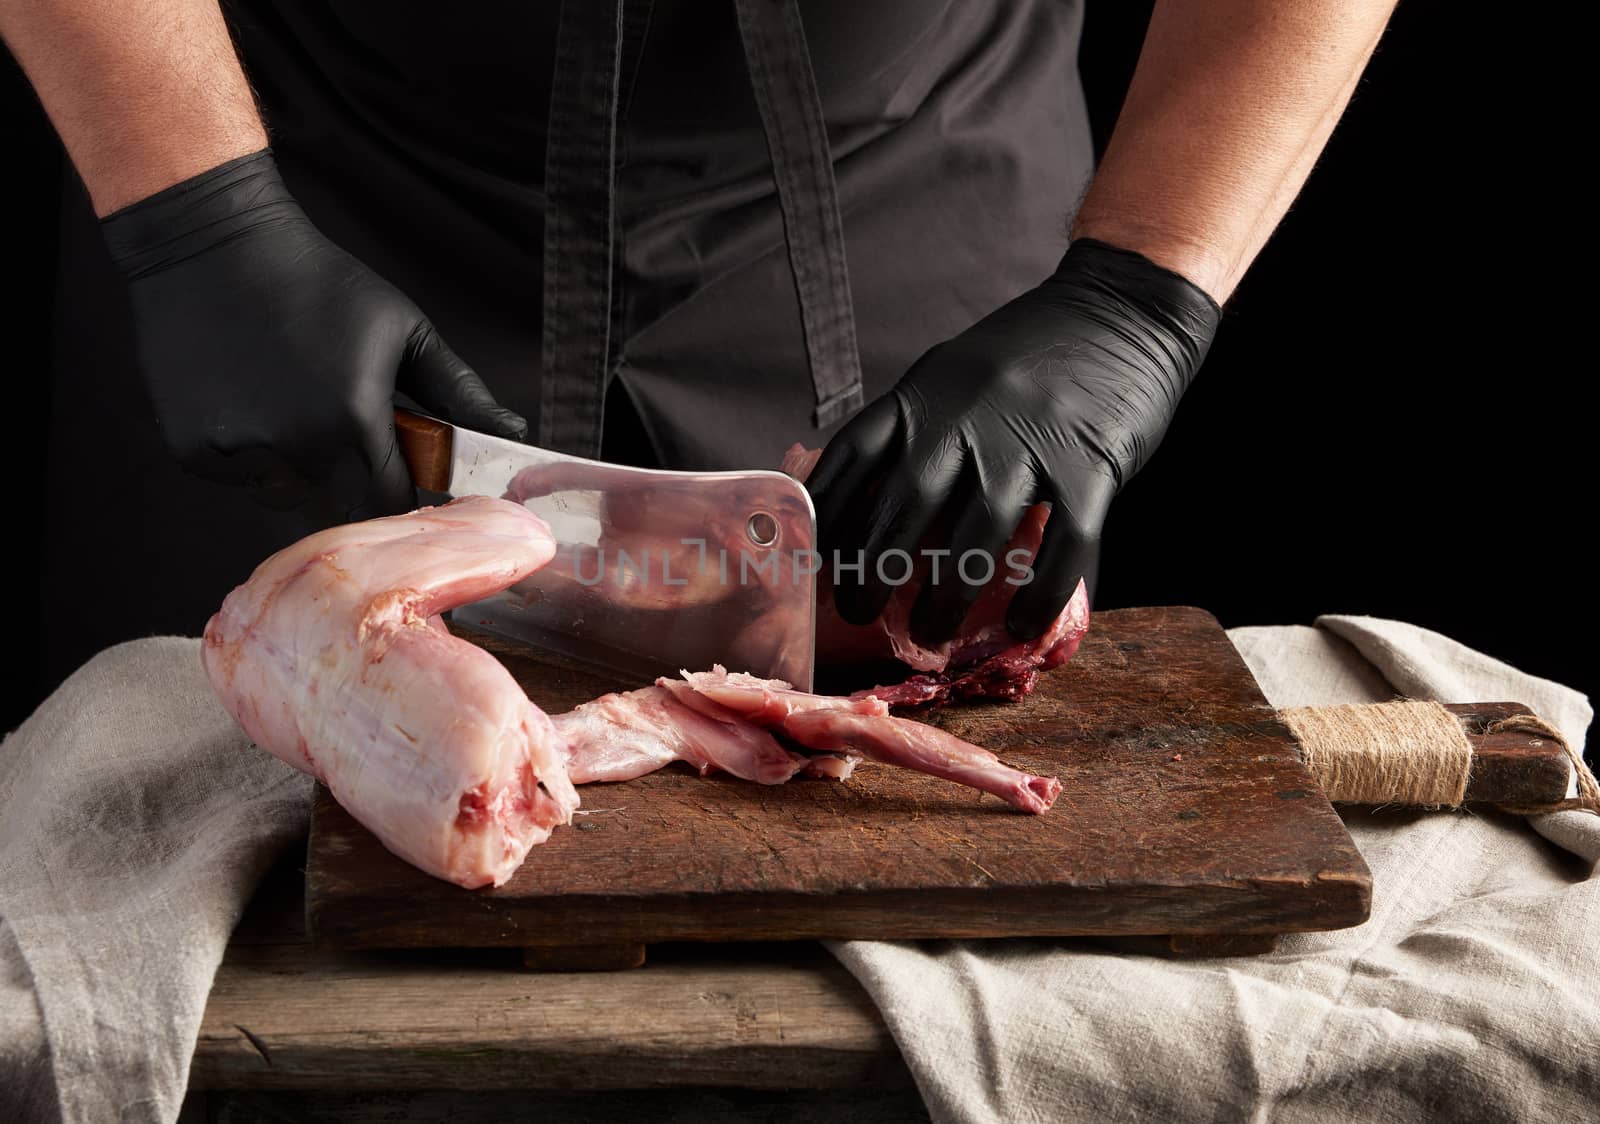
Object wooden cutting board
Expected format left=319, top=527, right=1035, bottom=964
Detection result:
left=306, top=606, right=1372, bottom=963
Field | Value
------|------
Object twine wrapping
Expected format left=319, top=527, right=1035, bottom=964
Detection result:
left=1281, top=700, right=1473, bottom=807
left=1281, top=700, right=1600, bottom=815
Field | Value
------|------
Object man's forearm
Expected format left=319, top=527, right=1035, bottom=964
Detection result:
left=1073, top=0, right=1398, bottom=302
left=1, top=0, right=265, bottom=215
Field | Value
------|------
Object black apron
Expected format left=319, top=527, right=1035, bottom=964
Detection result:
left=39, top=0, right=1093, bottom=685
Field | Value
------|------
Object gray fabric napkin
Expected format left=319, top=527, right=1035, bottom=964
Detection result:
left=0, top=639, right=311, bottom=1124
left=829, top=616, right=1598, bottom=1123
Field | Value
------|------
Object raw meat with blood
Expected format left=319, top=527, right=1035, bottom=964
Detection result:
left=855, top=586, right=1090, bottom=708
left=783, top=443, right=1091, bottom=705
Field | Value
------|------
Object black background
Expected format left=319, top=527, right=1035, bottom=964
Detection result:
left=1078, top=2, right=1593, bottom=762
left=3, top=4, right=1592, bottom=761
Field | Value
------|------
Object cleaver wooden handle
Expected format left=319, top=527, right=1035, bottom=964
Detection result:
left=394, top=408, right=454, bottom=492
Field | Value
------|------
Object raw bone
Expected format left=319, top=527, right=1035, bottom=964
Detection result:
left=555, top=667, right=1058, bottom=814
left=680, top=667, right=1059, bottom=812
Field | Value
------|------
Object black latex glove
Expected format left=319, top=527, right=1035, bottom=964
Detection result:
left=101, top=149, right=527, bottom=520
left=809, top=238, right=1221, bottom=644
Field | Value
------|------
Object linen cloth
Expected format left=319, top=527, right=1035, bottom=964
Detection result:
left=831, top=616, right=1599, bottom=1122
left=0, top=640, right=311, bottom=1124
left=1, top=619, right=1594, bottom=1122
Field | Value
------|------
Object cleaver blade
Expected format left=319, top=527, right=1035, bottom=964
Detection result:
left=394, top=409, right=817, bottom=691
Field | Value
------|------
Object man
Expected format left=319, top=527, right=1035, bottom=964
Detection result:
left=2, top=0, right=1397, bottom=687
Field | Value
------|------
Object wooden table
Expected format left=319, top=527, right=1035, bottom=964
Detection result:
left=185, top=856, right=1226, bottom=1121
left=182, top=603, right=1567, bottom=1119
left=184, top=854, right=925, bottom=1121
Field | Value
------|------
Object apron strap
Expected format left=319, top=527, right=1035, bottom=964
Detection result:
left=539, top=0, right=627, bottom=456
left=542, top=0, right=863, bottom=453
left=733, top=0, right=866, bottom=429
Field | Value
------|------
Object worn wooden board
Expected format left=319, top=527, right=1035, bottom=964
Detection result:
left=194, top=856, right=908, bottom=1093
left=196, top=943, right=901, bottom=1091
left=307, top=606, right=1373, bottom=952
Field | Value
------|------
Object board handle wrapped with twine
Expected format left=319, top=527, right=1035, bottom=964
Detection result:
left=1280, top=700, right=1599, bottom=814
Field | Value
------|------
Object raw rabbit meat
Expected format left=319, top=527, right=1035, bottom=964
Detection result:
left=679, top=667, right=1060, bottom=812
left=202, top=497, right=579, bottom=889
left=205, top=497, right=1063, bottom=891
left=557, top=667, right=1057, bottom=814
left=554, top=682, right=814, bottom=786
left=553, top=669, right=1056, bottom=813
left=782, top=444, right=1091, bottom=705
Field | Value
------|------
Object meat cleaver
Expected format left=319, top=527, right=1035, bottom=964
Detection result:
left=394, top=408, right=817, bottom=690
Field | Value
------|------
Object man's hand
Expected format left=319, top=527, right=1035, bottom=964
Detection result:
left=4, top=1, right=525, bottom=517
left=809, top=240, right=1220, bottom=645
left=813, top=0, right=1396, bottom=643
left=101, top=150, right=527, bottom=518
